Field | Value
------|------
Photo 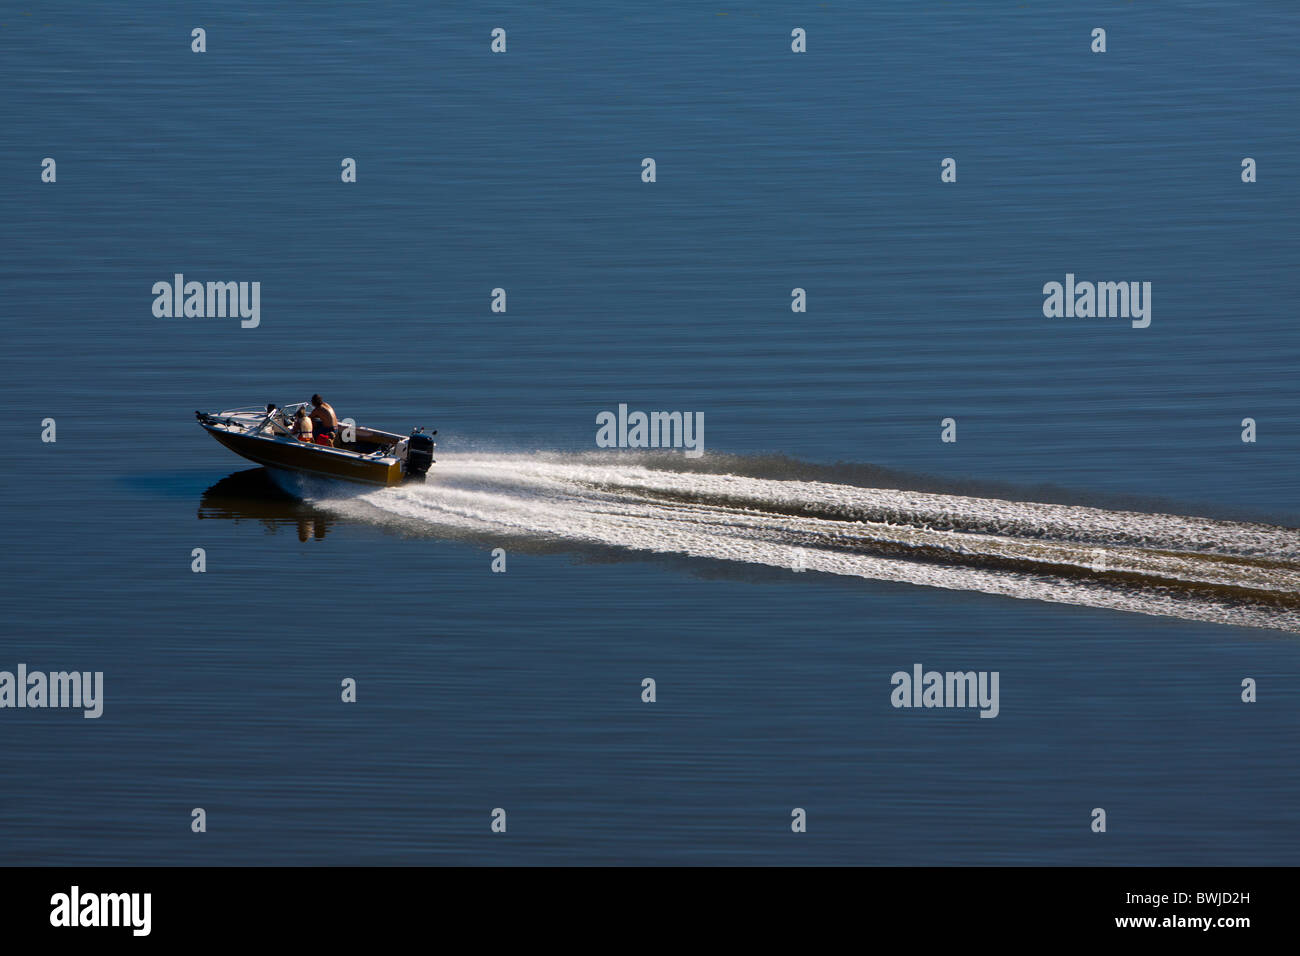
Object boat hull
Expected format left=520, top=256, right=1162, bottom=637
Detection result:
left=203, top=425, right=405, bottom=485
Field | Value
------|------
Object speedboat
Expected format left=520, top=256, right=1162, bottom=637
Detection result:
left=196, top=403, right=435, bottom=485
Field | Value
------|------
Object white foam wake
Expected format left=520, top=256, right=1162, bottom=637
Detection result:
left=311, top=454, right=1300, bottom=633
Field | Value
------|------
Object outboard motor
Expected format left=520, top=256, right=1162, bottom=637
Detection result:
left=405, top=428, right=436, bottom=481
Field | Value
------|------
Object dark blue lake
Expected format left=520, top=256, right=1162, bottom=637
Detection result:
left=2, top=1, right=1297, bottom=864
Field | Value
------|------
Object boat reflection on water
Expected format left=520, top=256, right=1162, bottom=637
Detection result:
left=198, top=468, right=336, bottom=542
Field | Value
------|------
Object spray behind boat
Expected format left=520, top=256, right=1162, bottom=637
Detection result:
left=405, top=427, right=436, bottom=481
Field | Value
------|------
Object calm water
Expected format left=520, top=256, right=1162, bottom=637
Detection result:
left=2, top=2, right=1298, bottom=864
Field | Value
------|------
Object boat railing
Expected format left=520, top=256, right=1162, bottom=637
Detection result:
left=199, top=402, right=312, bottom=436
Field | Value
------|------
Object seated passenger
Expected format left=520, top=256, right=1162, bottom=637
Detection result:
left=261, top=403, right=291, bottom=436
left=292, top=408, right=314, bottom=442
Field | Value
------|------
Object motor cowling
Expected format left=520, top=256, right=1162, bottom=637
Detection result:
left=406, top=430, right=436, bottom=479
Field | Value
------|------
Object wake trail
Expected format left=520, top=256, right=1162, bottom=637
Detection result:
left=308, top=453, right=1300, bottom=633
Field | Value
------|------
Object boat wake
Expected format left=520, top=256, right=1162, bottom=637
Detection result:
left=306, top=452, right=1300, bottom=633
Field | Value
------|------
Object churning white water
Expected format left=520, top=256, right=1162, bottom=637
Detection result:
left=299, top=453, right=1300, bottom=633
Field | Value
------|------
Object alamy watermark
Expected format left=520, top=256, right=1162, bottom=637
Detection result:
left=0, top=664, right=103, bottom=718
left=890, top=663, right=999, bottom=718
left=152, top=274, right=260, bottom=328
left=1043, top=273, right=1151, bottom=328
left=50, top=886, right=150, bottom=936
left=596, top=404, right=704, bottom=458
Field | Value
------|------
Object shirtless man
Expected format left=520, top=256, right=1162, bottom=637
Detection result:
left=309, top=394, right=338, bottom=436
